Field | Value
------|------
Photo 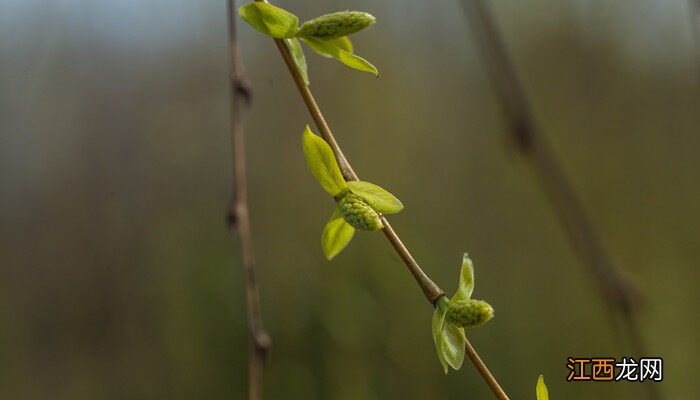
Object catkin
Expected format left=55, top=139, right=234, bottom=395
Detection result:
left=299, top=11, right=375, bottom=39
left=446, top=299, right=494, bottom=328
left=338, top=192, right=383, bottom=231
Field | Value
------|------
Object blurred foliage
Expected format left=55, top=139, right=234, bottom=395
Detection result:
left=1, top=0, right=698, bottom=399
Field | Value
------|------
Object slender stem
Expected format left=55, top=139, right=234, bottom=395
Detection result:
left=251, top=2, right=507, bottom=398
left=379, top=217, right=443, bottom=303
left=464, top=338, right=510, bottom=400
left=460, top=2, right=658, bottom=399
left=459, top=0, right=640, bottom=326
left=267, top=16, right=444, bottom=306
left=269, top=39, right=358, bottom=181
left=227, top=2, right=271, bottom=399
left=460, top=0, right=639, bottom=313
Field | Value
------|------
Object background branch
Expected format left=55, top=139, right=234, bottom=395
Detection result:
left=459, top=1, right=658, bottom=399
left=227, top=2, right=270, bottom=399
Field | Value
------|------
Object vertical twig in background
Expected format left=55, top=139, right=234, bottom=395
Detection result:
left=226, top=1, right=271, bottom=399
left=460, top=1, right=659, bottom=399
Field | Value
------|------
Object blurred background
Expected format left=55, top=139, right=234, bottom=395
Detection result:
left=1, top=0, right=699, bottom=398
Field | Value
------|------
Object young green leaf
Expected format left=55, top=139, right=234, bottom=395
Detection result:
left=440, top=320, right=466, bottom=371
left=302, top=125, right=347, bottom=196
left=321, top=208, right=355, bottom=260
left=300, top=36, right=378, bottom=76
left=285, top=38, right=309, bottom=85
left=347, top=181, right=403, bottom=214
left=536, top=375, right=549, bottom=400
left=330, top=36, right=353, bottom=53
left=451, top=254, right=475, bottom=303
left=239, top=3, right=299, bottom=39
left=302, top=36, right=354, bottom=58
left=431, top=297, right=450, bottom=374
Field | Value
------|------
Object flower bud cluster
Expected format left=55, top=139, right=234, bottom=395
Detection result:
left=338, top=192, right=383, bottom=231
left=299, top=11, right=375, bottom=39
left=446, top=299, right=494, bottom=328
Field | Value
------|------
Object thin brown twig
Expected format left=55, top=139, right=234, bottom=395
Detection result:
left=265, top=24, right=445, bottom=305
left=460, top=0, right=637, bottom=326
left=250, top=1, right=507, bottom=398
left=464, top=338, right=510, bottom=400
left=460, top=1, right=659, bottom=399
left=268, top=36, right=504, bottom=397
left=226, top=2, right=271, bottom=399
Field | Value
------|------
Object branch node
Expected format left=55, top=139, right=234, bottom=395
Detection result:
left=226, top=207, right=238, bottom=231
left=511, top=118, right=534, bottom=152
left=253, top=330, right=272, bottom=364
left=234, top=74, right=253, bottom=106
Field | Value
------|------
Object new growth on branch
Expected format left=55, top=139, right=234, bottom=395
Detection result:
left=238, top=2, right=552, bottom=398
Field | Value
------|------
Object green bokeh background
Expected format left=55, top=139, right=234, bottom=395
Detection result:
left=1, top=0, right=698, bottom=398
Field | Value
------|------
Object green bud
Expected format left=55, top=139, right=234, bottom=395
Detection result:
left=338, top=192, right=383, bottom=231
left=299, top=11, right=376, bottom=39
left=446, top=299, right=494, bottom=328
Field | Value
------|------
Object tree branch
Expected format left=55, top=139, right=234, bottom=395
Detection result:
left=459, top=0, right=639, bottom=323
left=465, top=337, right=510, bottom=400
left=265, top=22, right=444, bottom=305
left=227, top=2, right=271, bottom=399
left=251, top=1, right=507, bottom=398
left=459, top=2, right=658, bottom=399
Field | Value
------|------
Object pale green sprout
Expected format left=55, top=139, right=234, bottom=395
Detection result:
left=432, top=254, right=494, bottom=373
left=301, top=126, right=403, bottom=259
left=238, top=2, right=378, bottom=84
left=536, top=375, right=549, bottom=400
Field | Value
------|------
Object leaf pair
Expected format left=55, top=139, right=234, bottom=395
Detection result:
left=432, top=254, right=494, bottom=373
left=239, top=3, right=378, bottom=83
left=301, top=126, right=403, bottom=259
